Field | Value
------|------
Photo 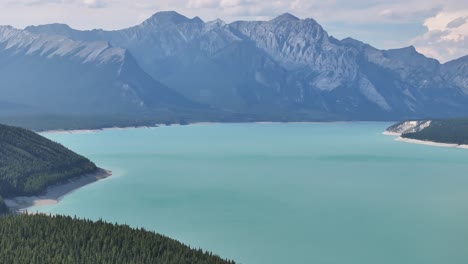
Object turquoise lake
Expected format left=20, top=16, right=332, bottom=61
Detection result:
left=33, top=123, right=468, bottom=264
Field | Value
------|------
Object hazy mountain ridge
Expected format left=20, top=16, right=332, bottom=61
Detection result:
left=0, top=26, right=124, bottom=65
left=15, top=11, right=468, bottom=120
left=440, top=55, right=468, bottom=94
left=0, top=25, right=212, bottom=126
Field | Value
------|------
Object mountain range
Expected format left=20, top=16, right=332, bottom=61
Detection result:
left=1, top=11, right=468, bottom=128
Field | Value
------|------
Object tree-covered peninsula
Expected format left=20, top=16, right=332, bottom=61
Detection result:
left=0, top=123, right=97, bottom=199
left=388, top=118, right=468, bottom=145
left=0, top=123, right=100, bottom=214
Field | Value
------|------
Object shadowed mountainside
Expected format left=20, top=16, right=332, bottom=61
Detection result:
left=25, top=11, right=468, bottom=121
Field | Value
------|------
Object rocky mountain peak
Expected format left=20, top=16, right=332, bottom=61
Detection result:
left=206, top=19, right=227, bottom=27
left=340, top=37, right=367, bottom=47
left=191, top=16, right=204, bottom=24
left=383, top=46, right=440, bottom=70
left=25, top=23, right=72, bottom=35
left=385, top=46, right=418, bottom=56
left=444, top=54, right=468, bottom=66
left=271, top=13, right=300, bottom=22
left=142, top=11, right=203, bottom=27
left=4, top=11, right=468, bottom=120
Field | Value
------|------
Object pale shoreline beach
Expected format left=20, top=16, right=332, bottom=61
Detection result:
left=5, top=168, right=112, bottom=213
left=383, top=132, right=468, bottom=149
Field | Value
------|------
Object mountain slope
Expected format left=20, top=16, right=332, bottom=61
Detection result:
left=22, top=11, right=468, bottom=120
left=0, top=214, right=234, bottom=263
left=0, top=123, right=97, bottom=198
left=0, top=196, right=8, bottom=215
left=441, top=55, right=468, bottom=94
left=0, top=26, right=212, bottom=128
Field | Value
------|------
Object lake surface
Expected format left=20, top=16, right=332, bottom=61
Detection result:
left=34, top=123, right=468, bottom=264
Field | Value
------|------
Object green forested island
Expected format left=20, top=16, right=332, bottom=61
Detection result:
left=0, top=214, right=234, bottom=264
left=388, top=118, right=468, bottom=145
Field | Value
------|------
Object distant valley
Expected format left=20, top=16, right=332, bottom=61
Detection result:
left=1, top=11, right=468, bottom=129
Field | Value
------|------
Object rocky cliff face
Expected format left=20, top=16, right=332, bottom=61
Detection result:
left=20, top=11, right=468, bottom=120
left=386, top=120, right=432, bottom=135
left=441, top=55, right=468, bottom=94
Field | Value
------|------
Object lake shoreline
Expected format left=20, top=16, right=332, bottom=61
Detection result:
left=41, top=125, right=153, bottom=134
left=28, top=123, right=468, bottom=264
left=383, top=132, right=468, bottom=149
left=5, top=168, right=112, bottom=213
left=41, top=121, right=383, bottom=134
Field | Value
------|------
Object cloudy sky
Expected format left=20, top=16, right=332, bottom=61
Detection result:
left=1, top=0, right=467, bottom=63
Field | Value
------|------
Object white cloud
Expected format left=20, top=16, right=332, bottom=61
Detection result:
left=82, top=0, right=106, bottom=8
left=412, top=10, right=468, bottom=62
left=186, top=0, right=219, bottom=9
left=1, top=0, right=463, bottom=27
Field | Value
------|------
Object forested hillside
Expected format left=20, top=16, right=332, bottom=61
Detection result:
left=401, top=119, right=468, bottom=145
left=0, top=196, right=8, bottom=215
left=0, top=124, right=97, bottom=198
left=0, top=214, right=234, bottom=264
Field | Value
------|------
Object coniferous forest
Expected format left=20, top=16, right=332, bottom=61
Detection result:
left=0, top=123, right=97, bottom=198
left=402, top=118, right=468, bottom=145
left=0, top=196, right=8, bottom=215
left=0, top=124, right=235, bottom=262
left=0, top=214, right=235, bottom=264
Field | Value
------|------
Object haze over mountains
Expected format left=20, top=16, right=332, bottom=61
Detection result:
left=1, top=11, right=468, bottom=128
left=0, top=24, right=218, bottom=121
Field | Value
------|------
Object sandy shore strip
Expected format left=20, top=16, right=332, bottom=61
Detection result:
left=395, top=137, right=461, bottom=148
left=382, top=131, right=402, bottom=136
left=5, top=168, right=112, bottom=213
left=42, top=121, right=362, bottom=134
left=383, top=131, right=468, bottom=149
left=42, top=126, right=153, bottom=134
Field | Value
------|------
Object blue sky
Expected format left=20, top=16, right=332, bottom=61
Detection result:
left=1, top=0, right=467, bottom=62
